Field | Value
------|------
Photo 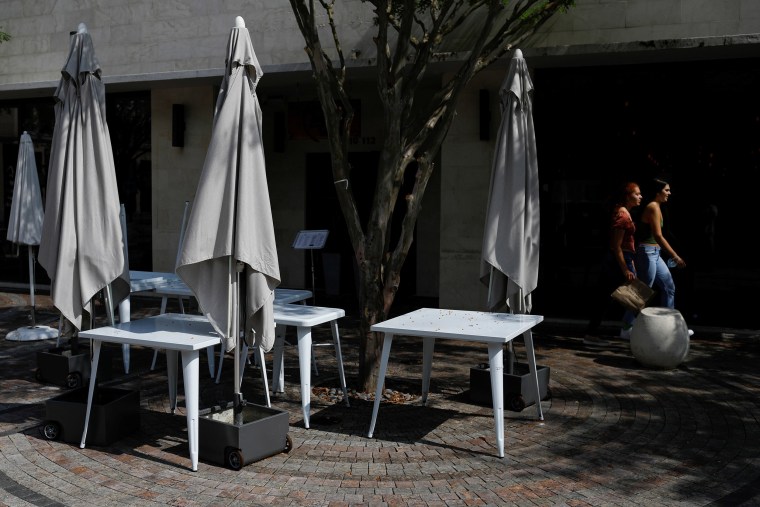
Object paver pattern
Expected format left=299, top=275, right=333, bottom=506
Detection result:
left=1, top=291, right=759, bottom=506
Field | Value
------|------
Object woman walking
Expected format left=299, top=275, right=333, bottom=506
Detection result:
left=584, top=181, right=643, bottom=345
left=635, top=178, right=685, bottom=309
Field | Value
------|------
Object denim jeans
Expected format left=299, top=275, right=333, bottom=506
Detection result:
left=636, top=244, right=676, bottom=308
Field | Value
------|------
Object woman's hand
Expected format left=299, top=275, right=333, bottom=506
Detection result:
left=624, top=269, right=636, bottom=282
left=673, top=255, right=686, bottom=268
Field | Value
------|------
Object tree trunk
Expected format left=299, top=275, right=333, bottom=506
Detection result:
left=287, top=0, right=576, bottom=393
left=356, top=246, right=392, bottom=391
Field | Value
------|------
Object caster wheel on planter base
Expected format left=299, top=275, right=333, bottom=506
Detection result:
left=41, top=421, right=61, bottom=441
left=225, top=447, right=244, bottom=470
left=66, top=372, right=82, bottom=389
left=507, top=394, right=526, bottom=412
left=284, top=434, right=293, bottom=453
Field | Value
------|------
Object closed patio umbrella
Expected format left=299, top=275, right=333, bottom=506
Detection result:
left=176, top=16, right=280, bottom=413
left=5, top=131, right=58, bottom=341
left=480, top=49, right=539, bottom=315
left=39, top=23, right=129, bottom=336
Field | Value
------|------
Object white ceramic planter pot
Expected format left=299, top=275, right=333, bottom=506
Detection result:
left=630, top=307, right=690, bottom=369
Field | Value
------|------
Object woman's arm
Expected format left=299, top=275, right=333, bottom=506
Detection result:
left=610, top=227, right=636, bottom=281
left=649, top=204, right=686, bottom=268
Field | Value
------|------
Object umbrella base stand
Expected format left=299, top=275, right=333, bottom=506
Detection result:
left=6, top=325, right=58, bottom=342
left=199, top=402, right=291, bottom=470
left=469, top=362, right=551, bottom=412
left=35, top=346, right=114, bottom=389
left=40, top=387, right=140, bottom=446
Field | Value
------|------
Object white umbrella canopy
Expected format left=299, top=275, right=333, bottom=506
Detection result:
left=38, top=23, right=129, bottom=331
left=176, top=16, right=280, bottom=391
left=5, top=132, right=58, bottom=341
left=479, top=49, right=539, bottom=314
left=7, top=132, right=44, bottom=247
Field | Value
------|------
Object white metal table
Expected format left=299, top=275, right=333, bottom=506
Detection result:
left=215, top=303, right=349, bottom=428
left=78, top=313, right=221, bottom=471
left=269, top=303, right=349, bottom=428
left=367, top=308, right=544, bottom=458
left=118, top=273, right=311, bottom=376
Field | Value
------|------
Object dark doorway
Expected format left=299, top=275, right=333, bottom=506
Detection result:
left=533, top=57, right=760, bottom=328
left=0, top=91, right=152, bottom=288
left=304, top=152, right=417, bottom=309
left=107, top=91, right=152, bottom=270
left=0, top=97, right=56, bottom=287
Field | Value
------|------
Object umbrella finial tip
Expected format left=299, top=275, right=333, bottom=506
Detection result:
left=77, top=22, right=88, bottom=34
left=514, top=49, right=523, bottom=59
left=235, top=16, right=245, bottom=28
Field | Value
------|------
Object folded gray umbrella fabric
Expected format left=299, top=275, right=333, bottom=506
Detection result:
left=480, top=49, right=540, bottom=314
left=39, top=24, right=129, bottom=329
left=177, top=17, right=280, bottom=354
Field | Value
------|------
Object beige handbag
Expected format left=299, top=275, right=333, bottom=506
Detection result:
left=611, top=279, right=655, bottom=312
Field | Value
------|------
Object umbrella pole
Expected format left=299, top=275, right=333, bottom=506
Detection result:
left=310, top=249, right=316, bottom=305
left=104, top=283, right=116, bottom=327
left=28, top=246, right=36, bottom=327
left=230, top=257, right=245, bottom=423
left=489, top=266, right=516, bottom=374
left=487, top=266, right=494, bottom=309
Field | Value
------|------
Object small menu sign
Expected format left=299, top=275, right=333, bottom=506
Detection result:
left=292, top=230, right=329, bottom=249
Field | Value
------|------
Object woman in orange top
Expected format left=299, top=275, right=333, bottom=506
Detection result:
left=585, top=181, right=643, bottom=344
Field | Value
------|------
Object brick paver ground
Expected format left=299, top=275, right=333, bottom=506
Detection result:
left=1, top=291, right=759, bottom=506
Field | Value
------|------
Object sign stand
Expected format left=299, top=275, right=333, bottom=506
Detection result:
left=292, top=230, right=329, bottom=304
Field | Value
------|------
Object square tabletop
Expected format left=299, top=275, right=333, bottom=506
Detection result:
left=370, top=308, right=543, bottom=343
left=79, top=313, right=221, bottom=351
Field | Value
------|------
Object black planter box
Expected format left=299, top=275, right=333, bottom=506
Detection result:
left=469, top=362, right=551, bottom=412
left=41, top=387, right=140, bottom=446
left=199, top=402, right=291, bottom=470
left=36, top=345, right=114, bottom=388
left=36, top=347, right=91, bottom=388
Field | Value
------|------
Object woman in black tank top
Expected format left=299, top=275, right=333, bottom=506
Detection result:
left=635, top=178, right=685, bottom=309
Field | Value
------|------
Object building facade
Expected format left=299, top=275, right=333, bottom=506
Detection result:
left=1, top=1, right=758, bottom=328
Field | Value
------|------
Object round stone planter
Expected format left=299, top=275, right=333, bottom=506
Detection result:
left=630, top=307, right=690, bottom=369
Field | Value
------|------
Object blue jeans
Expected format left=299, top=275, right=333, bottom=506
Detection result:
left=636, top=245, right=676, bottom=308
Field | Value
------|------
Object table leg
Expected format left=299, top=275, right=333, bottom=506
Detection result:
left=79, top=340, right=102, bottom=448
left=117, top=298, right=131, bottom=374
left=330, top=320, right=350, bottom=407
left=422, top=336, right=435, bottom=406
left=523, top=330, right=545, bottom=421
left=272, top=325, right=286, bottom=393
left=215, top=346, right=224, bottom=384
left=237, top=342, right=271, bottom=407
left=150, top=349, right=160, bottom=371
left=487, top=343, right=505, bottom=458
left=152, top=296, right=168, bottom=371
left=206, top=347, right=215, bottom=378
left=181, top=350, right=200, bottom=472
left=239, top=343, right=248, bottom=387
left=367, top=333, right=393, bottom=438
left=256, top=346, right=271, bottom=407
left=296, top=325, right=312, bottom=428
left=166, top=350, right=178, bottom=413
